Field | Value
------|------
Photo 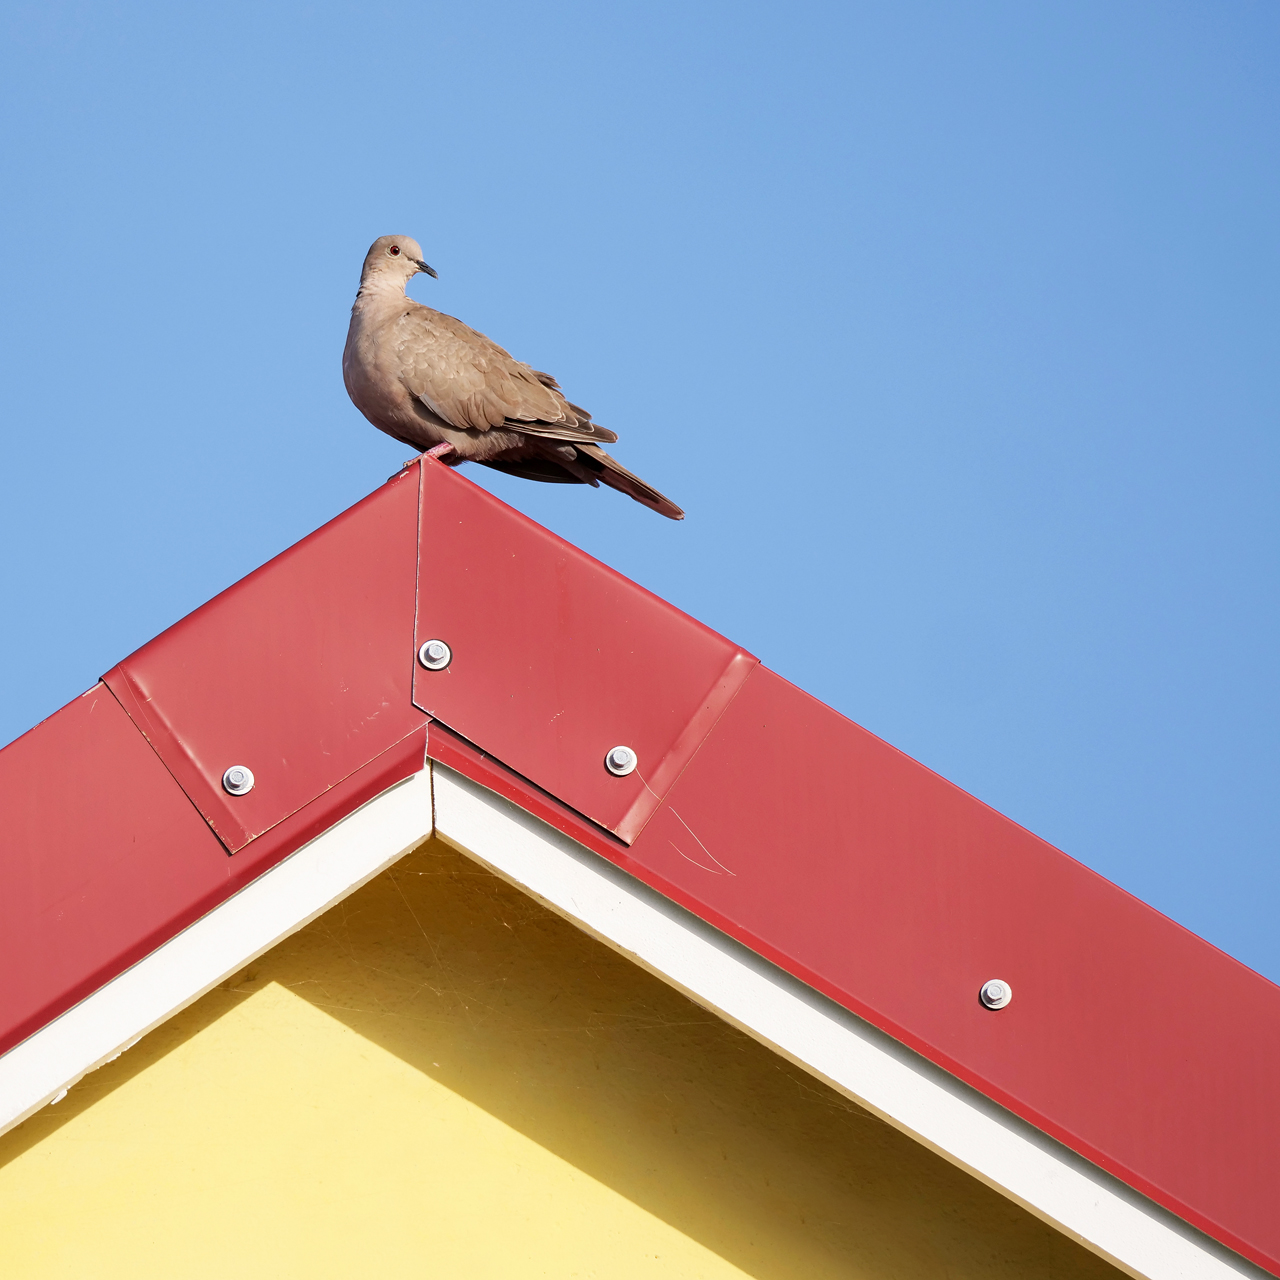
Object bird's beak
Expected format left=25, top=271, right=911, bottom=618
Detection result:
left=415, top=259, right=438, bottom=279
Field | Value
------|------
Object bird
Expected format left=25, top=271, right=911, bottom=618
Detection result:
left=343, top=235, right=684, bottom=520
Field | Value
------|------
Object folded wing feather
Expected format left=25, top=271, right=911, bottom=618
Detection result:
left=398, top=307, right=617, bottom=444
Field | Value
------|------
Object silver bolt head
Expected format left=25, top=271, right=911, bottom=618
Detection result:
left=604, top=745, right=638, bottom=777
left=222, top=765, right=255, bottom=796
left=979, top=979, right=1012, bottom=1010
left=418, top=639, right=452, bottom=670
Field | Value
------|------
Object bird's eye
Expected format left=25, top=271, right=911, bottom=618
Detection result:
left=388, top=245, right=401, bottom=256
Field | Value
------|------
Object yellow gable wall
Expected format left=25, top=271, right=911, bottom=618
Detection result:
left=0, top=838, right=1121, bottom=1280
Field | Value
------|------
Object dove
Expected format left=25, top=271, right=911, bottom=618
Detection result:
left=343, top=235, right=684, bottom=520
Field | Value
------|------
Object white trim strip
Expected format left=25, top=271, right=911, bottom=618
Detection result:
left=0, top=768, right=435, bottom=1138
left=431, top=764, right=1266, bottom=1280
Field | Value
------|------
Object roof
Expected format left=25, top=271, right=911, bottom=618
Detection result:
left=1, top=455, right=1276, bottom=1279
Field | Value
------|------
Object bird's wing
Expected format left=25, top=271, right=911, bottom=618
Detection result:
left=396, top=307, right=618, bottom=444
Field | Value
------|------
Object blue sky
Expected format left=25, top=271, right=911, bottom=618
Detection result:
left=2, top=2, right=1277, bottom=980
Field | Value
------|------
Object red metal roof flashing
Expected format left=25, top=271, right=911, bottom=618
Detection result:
left=2, top=456, right=1277, bottom=1274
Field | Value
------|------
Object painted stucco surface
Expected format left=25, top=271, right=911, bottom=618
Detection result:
left=0, top=838, right=1122, bottom=1279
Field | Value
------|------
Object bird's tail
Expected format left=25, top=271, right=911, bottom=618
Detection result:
left=574, top=443, right=685, bottom=521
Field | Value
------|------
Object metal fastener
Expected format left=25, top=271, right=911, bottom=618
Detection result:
left=418, top=639, right=452, bottom=670
left=979, top=979, right=1012, bottom=1010
left=604, top=745, right=638, bottom=777
left=222, top=765, right=255, bottom=796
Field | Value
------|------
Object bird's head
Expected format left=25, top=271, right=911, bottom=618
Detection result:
left=358, top=235, right=438, bottom=292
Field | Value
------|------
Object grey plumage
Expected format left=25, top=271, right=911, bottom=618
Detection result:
left=343, top=235, right=683, bottom=520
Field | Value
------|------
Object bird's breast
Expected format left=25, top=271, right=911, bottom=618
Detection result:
left=343, top=313, right=416, bottom=431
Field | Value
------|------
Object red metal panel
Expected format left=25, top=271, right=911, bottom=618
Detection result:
left=221, top=722, right=428, bottom=885
left=105, top=468, right=425, bottom=852
left=0, top=687, right=226, bottom=1056
left=413, top=457, right=756, bottom=842
left=621, top=667, right=1280, bottom=1276
left=432, top=675, right=1280, bottom=1274
left=6, top=458, right=1278, bottom=1274
left=0, top=689, right=427, bottom=1058
left=428, top=720, right=630, bottom=857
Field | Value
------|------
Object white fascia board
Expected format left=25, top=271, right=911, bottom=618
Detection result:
left=0, top=767, right=435, bottom=1139
left=431, top=763, right=1267, bottom=1280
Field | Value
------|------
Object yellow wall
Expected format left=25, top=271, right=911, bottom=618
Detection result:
left=0, top=837, right=1121, bottom=1279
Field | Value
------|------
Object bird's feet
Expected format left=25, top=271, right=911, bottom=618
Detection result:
left=394, top=441, right=457, bottom=479
left=401, top=441, right=457, bottom=470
